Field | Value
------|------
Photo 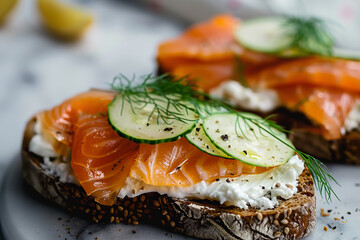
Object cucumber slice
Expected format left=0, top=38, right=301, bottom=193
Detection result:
left=185, top=104, right=232, bottom=158
left=202, top=112, right=295, bottom=167
left=108, top=94, right=197, bottom=144
left=234, top=17, right=293, bottom=53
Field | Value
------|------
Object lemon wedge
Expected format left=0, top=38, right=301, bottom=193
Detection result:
left=0, top=0, right=18, bottom=26
left=37, top=0, right=93, bottom=40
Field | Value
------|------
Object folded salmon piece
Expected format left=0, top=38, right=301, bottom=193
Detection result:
left=248, top=57, right=360, bottom=140
left=130, top=137, right=269, bottom=187
left=274, top=85, right=357, bottom=139
left=157, top=14, right=280, bottom=75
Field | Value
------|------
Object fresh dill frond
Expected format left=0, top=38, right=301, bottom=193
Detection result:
left=246, top=117, right=339, bottom=202
left=110, top=73, right=339, bottom=202
left=110, top=73, right=198, bottom=125
left=297, top=152, right=339, bottom=202
left=283, top=16, right=333, bottom=56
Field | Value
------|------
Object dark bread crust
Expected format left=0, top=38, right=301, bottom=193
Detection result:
left=22, top=117, right=316, bottom=240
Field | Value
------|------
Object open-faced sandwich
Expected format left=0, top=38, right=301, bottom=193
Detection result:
left=22, top=74, right=337, bottom=239
left=157, top=14, right=360, bottom=165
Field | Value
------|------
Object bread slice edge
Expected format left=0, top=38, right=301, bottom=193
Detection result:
left=22, top=117, right=316, bottom=240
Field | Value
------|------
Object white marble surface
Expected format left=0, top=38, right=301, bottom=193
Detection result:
left=0, top=1, right=360, bottom=239
left=0, top=0, right=183, bottom=179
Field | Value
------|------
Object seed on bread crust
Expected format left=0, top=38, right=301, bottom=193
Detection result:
left=170, top=221, right=175, bottom=228
left=281, top=219, right=289, bottom=225
left=287, top=209, right=292, bottom=216
left=256, top=213, right=263, bottom=222
left=154, top=200, right=160, bottom=207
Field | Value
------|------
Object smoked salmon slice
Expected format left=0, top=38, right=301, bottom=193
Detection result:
left=158, top=14, right=241, bottom=62
left=246, top=57, right=360, bottom=140
left=70, top=115, right=270, bottom=205
left=38, top=90, right=115, bottom=154
left=71, top=114, right=139, bottom=206
left=130, top=137, right=270, bottom=187
left=172, top=60, right=234, bottom=91
left=275, top=85, right=357, bottom=139
left=173, top=56, right=360, bottom=139
left=248, top=57, right=360, bottom=93
left=157, top=14, right=279, bottom=73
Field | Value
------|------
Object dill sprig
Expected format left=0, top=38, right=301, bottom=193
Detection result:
left=110, top=73, right=339, bottom=202
left=110, top=74, right=198, bottom=125
left=244, top=117, right=339, bottom=202
left=298, top=153, right=339, bottom=202
left=283, top=16, right=333, bottom=56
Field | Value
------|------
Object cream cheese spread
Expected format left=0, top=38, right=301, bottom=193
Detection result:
left=29, top=118, right=304, bottom=210
left=210, top=80, right=280, bottom=113
left=29, top=119, right=77, bottom=184
left=29, top=120, right=58, bottom=158
left=343, top=100, right=360, bottom=133
left=119, top=155, right=304, bottom=210
left=41, top=156, right=78, bottom=184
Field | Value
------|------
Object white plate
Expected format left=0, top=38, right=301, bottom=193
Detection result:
left=1, top=155, right=360, bottom=240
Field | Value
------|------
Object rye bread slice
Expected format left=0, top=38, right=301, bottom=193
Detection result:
left=22, top=117, right=316, bottom=240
